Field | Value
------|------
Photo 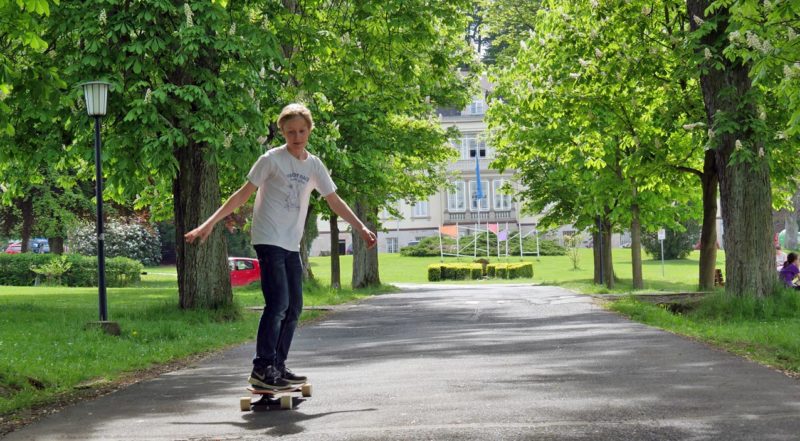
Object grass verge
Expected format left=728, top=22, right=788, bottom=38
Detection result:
left=608, top=289, right=800, bottom=375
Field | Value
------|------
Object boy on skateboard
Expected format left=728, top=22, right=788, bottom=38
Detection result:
left=185, top=103, right=377, bottom=389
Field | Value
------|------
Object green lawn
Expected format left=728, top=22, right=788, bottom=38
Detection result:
left=310, top=249, right=725, bottom=293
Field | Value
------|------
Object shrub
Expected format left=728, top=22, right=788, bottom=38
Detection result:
left=30, top=255, right=72, bottom=286
left=486, top=263, right=534, bottom=279
left=0, top=253, right=142, bottom=287
left=427, top=265, right=442, bottom=281
left=427, top=263, right=483, bottom=281
left=0, top=253, right=50, bottom=286
left=401, top=236, right=451, bottom=256
left=69, top=218, right=162, bottom=266
left=642, top=220, right=700, bottom=260
left=427, top=262, right=531, bottom=281
left=534, top=239, right=566, bottom=256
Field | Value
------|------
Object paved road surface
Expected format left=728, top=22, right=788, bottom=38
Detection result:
left=5, top=284, right=800, bottom=440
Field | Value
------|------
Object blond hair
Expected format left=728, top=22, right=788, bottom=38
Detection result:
left=277, top=103, right=314, bottom=131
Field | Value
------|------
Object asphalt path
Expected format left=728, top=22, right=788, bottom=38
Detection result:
left=5, top=284, right=800, bottom=440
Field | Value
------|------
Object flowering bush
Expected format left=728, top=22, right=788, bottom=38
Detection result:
left=69, top=218, right=162, bottom=266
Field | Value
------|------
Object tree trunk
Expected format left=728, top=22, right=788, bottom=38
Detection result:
left=299, top=205, right=315, bottom=281
left=784, top=189, right=800, bottom=250
left=592, top=218, right=603, bottom=284
left=698, top=150, right=719, bottom=291
left=687, top=0, right=774, bottom=297
left=592, top=215, right=615, bottom=288
left=18, top=196, right=33, bottom=253
left=174, top=142, right=232, bottom=309
left=330, top=215, right=341, bottom=289
left=602, top=217, right=615, bottom=289
left=351, top=199, right=380, bottom=288
left=48, top=237, right=65, bottom=255
left=630, top=196, right=643, bottom=290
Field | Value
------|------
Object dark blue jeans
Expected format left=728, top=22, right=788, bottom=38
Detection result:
left=253, top=244, right=303, bottom=369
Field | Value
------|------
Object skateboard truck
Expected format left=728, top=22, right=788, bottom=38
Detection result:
left=240, top=384, right=312, bottom=411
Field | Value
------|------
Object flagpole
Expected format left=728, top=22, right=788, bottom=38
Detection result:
left=496, top=223, right=500, bottom=258
left=519, top=223, right=524, bottom=261
left=505, top=222, right=509, bottom=259
left=438, top=226, right=444, bottom=262
left=486, top=220, right=489, bottom=258
left=474, top=223, right=478, bottom=258
left=456, top=222, right=460, bottom=259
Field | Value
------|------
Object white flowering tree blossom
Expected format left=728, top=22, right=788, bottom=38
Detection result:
left=715, top=0, right=800, bottom=235
left=487, top=0, right=704, bottom=289
left=719, top=1, right=800, bottom=135
left=686, top=0, right=783, bottom=297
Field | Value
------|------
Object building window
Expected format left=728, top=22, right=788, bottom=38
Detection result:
left=493, top=179, right=513, bottom=211
left=387, top=237, right=399, bottom=253
left=459, top=134, right=487, bottom=160
left=469, top=180, right=489, bottom=212
left=448, top=180, right=466, bottom=212
left=465, top=98, right=486, bottom=115
left=412, top=200, right=429, bottom=218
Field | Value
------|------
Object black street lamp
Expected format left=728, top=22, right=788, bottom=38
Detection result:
left=80, top=81, right=118, bottom=334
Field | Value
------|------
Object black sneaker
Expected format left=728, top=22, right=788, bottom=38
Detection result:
left=279, top=366, right=307, bottom=384
left=248, top=365, right=293, bottom=390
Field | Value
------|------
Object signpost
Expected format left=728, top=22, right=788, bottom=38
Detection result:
left=658, top=228, right=666, bottom=277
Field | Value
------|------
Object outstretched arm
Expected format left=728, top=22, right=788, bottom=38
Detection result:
left=184, top=181, right=258, bottom=244
left=324, top=192, right=377, bottom=249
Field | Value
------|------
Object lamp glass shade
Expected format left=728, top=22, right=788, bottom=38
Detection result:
left=81, top=81, right=111, bottom=116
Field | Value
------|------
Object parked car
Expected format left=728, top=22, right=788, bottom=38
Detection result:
left=4, top=238, right=50, bottom=254
left=228, top=257, right=261, bottom=287
left=30, top=238, right=50, bottom=254
left=4, top=241, right=21, bottom=254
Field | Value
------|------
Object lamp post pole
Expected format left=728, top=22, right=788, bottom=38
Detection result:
left=81, top=81, right=118, bottom=334
left=93, top=114, right=107, bottom=321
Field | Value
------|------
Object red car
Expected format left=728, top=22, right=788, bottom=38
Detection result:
left=4, top=241, right=21, bottom=254
left=228, top=257, right=261, bottom=286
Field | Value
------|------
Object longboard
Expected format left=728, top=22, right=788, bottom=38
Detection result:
left=240, top=383, right=312, bottom=411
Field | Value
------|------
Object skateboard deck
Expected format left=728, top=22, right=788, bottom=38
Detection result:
left=240, top=383, right=312, bottom=411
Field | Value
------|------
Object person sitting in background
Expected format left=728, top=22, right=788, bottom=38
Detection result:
left=778, top=252, right=800, bottom=289
left=776, top=245, right=787, bottom=271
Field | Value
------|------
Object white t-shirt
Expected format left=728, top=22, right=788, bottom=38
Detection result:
left=247, top=145, right=337, bottom=251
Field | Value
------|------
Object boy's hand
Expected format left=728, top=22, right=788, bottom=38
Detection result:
left=184, top=224, right=213, bottom=244
left=360, top=227, right=377, bottom=249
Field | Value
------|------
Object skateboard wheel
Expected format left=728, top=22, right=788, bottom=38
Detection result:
left=240, top=397, right=251, bottom=412
left=301, top=384, right=312, bottom=397
left=280, top=395, right=293, bottom=410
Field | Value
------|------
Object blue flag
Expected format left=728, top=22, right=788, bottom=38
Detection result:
left=475, top=153, right=484, bottom=200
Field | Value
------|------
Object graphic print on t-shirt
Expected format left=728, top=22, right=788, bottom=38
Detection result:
left=285, top=171, right=310, bottom=211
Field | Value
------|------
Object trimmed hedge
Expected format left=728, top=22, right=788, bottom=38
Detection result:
left=427, top=264, right=483, bottom=281
left=427, top=262, right=533, bottom=281
left=487, top=263, right=534, bottom=279
left=0, top=253, right=143, bottom=287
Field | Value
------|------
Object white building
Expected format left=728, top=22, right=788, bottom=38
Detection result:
left=310, top=79, right=579, bottom=257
